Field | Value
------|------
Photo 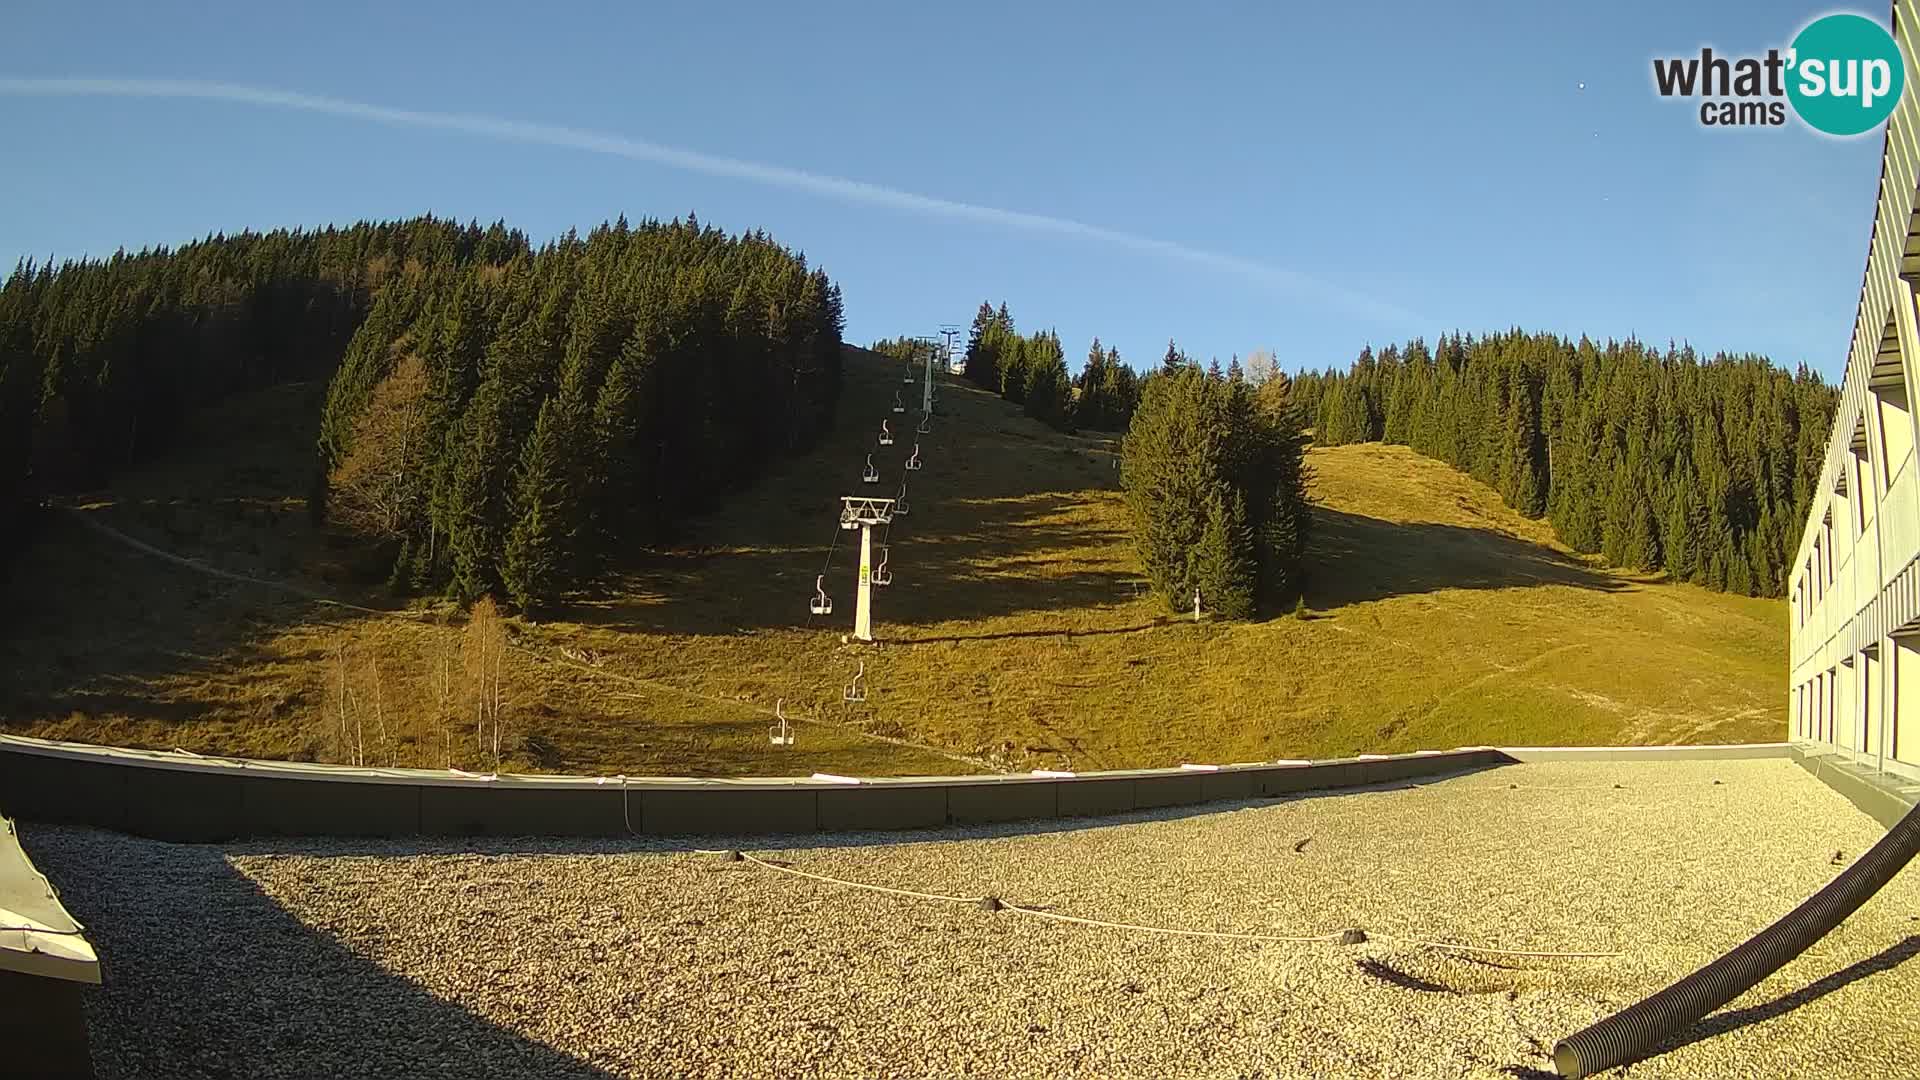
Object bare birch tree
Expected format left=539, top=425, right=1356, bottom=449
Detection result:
left=463, top=596, right=508, bottom=772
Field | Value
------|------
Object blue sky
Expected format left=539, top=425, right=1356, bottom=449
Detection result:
left=0, top=1, right=1889, bottom=382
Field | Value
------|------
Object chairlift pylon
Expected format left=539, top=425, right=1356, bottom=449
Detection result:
left=892, top=391, right=906, bottom=414
left=844, top=660, right=867, bottom=703
left=862, top=454, right=880, bottom=484
left=879, top=420, right=894, bottom=446
left=810, top=575, right=833, bottom=616
left=872, top=547, right=892, bottom=587
left=905, top=444, right=922, bottom=471
left=769, top=698, right=795, bottom=746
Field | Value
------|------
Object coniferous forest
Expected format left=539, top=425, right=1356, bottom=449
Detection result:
left=0, top=214, right=845, bottom=610
left=1121, top=359, right=1312, bottom=618
left=1291, top=332, right=1837, bottom=598
left=960, top=302, right=1142, bottom=433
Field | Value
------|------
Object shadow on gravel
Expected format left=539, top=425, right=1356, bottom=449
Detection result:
left=23, top=829, right=617, bottom=1080
left=1355, top=957, right=1460, bottom=994
left=1645, top=934, right=1920, bottom=1061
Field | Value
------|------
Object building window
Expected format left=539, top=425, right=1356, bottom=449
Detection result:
left=1825, top=515, right=1835, bottom=585
left=1878, top=379, right=1914, bottom=489
left=1854, top=448, right=1874, bottom=534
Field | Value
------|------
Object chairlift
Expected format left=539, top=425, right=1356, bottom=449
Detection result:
left=844, top=660, right=867, bottom=703
left=810, top=575, right=833, bottom=615
left=893, top=492, right=910, bottom=516
left=903, top=363, right=917, bottom=384
left=769, top=698, right=795, bottom=746
left=862, top=454, right=880, bottom=484
left=892, top=391, right=906, bottom=414
left=878, top=420, right=894, bottom=446
left=905, top=444, right=922, bottom=471
left=916, top=413, right=931, bottom=435
left=839, top=504, right=862, bottom=530
left=872, top=547, right=892, bottom=587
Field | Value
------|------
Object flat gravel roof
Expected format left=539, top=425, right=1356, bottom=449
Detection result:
left=22, top=758, right=1920, bottom=1078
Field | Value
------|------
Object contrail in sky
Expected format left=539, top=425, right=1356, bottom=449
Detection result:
left=0, top=77, right=1427, bottom=327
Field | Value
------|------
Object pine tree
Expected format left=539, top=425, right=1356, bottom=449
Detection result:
left=1076, top=337, right=1110, bottom=429
left=1121, top=366, right=1309, bottom=618
left=1022, top=331, right=1071, bottom=430
left=502, top=398, right=570, bottom=612
left=963, top=301, right=999, bottom=390
left=1162, top=339, right=1187, bottom=374
left=1191, top=490, right=1256, bottom=619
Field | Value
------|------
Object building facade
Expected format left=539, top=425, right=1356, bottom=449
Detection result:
left=1789, top=0, right=1920, bottom=783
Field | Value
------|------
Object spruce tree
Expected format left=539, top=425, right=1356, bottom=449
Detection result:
left=502, top=398, right=569, bottom=612
left=1121, top=366, right=1310, bottom=618
left=1192, top=490, right=1257, bottom=618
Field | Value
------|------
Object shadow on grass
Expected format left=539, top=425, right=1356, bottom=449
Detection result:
left=0, top=379, right=424, bottom=752
left=0, top=510, right=375, bottom=742
left=22, top=827, right=618, bottom=1080
left=1304, top=506, right=1630, bottom=613
left=898, top=619, right=1170, bottom=645
left=567, top=493, right=1138, bottom=637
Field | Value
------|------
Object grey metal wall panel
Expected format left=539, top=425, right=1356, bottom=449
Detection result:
left=418, top=785, right=627, bottom=837
left=947, top=780, right=1058, bottom=824
left=818, top=785, right=949, bottom=831
left=640, top=789, right=819, bottom=836
left=240, top=775, right=422, bottom=837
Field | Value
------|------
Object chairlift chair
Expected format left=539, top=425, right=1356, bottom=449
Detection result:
left=872, top=547, right=892, bottom=587
left=892, top=391, right=906, bottom=414
left=878, top=420, right=894, bottom=446
left=916, top=414, right=931, bottom=435
left=844, top=660, right=868, bottom=703
left=769, top=698, right=795, bottom=746
left=905, top=444, right=922, bottom=471
left=810, top=575, right=833, bottom=615
left=862, top=454, right=880, bottom=484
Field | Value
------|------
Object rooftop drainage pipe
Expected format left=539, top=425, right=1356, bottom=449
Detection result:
left=1552, top=797, right=1920, bottom=1078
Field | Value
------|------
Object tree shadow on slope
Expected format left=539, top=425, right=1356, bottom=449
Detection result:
left=0, top=378, right=423, bottom=753
left=1303, top=506, right=1634, bottom=613
left=566, top=356, right=1135, bottom=637
left=0, top=510, right=377, bottom=754
left=22, top=827, right=618, bottom=1080
left=565, top=488, right=1140, bottom=636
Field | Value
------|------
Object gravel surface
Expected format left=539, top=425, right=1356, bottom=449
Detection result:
left=22, top=759, right=1920, bottom=1078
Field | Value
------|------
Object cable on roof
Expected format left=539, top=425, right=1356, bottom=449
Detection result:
left=705, top=848, right=1622, bottom=959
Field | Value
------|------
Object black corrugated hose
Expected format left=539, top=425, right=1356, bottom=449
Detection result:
left=1552, top=797, right=1920, bottom=1078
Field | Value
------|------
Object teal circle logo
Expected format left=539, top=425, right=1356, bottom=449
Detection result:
left=1787, top=14, right=1906, bottom=136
